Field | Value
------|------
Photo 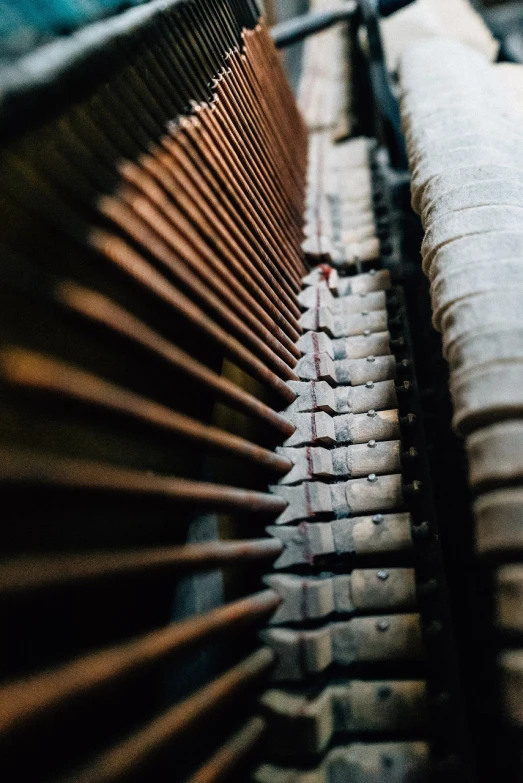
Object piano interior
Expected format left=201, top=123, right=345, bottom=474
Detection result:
left=1, top=0, right=523, bottom=781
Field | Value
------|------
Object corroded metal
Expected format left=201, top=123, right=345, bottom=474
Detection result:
left=0, top=595, right=279, bottom=738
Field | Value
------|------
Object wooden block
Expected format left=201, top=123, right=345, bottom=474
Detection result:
left=261, top=680, right=428, bottom=756
left=299, top=307, right=388, bottom=339
left=281, top=409, right=400, bottom=447
left=296, top=353, right=396, bottom=386
left=285, top=380, right=397, bottom=416
left=267, top=512, right=413, bottom=568
left=296, top=330, right=391, bottom=361
left=270, top=474, right=403, bottom=525
left=253, top=741, right=429, bottom=783
left=297, top=287, right=386, bottom=314
left=265, top=568, right=416, bottom=624
left=276, top=441, right=402, bottom=485
left=260, top=612, right=424, bottom=682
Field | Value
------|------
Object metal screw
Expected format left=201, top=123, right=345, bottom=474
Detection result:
left=367, top=473, right=378, bottom=483
left=401, top=413, right=416, bottom=428
left=361, top=310, right=369, bottom=316
left=367, top=355, right=375, bottom=362
left=396, top=380, right=411, bottom=394
left=405, top=479, right=423, bottom=495
left=367, top=439, right=377, bottom=448
left=372, top=514, right=384, bottom=525
left=376, top=619, right=389, bottom=631
left=365, top=380, right=374, bottom=389
left=367, top=409, right=377, bottom=417
left=377, top=570, right=389, bottom=580
left=363, top=329, right=371, bottom=336
left=369, top=269, right=376, bottom=276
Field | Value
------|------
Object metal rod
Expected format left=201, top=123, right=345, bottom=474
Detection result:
left=32, top=99, right=302, bottom=354
left=233, top=44, right=306, bottom=221
left=0, top=448, right=289, bottom=513
left=149, top=136, right=302, bottom=317
left=58, top=283, right=296, bottom=436
left=218, top=64, right=301, bottom=242
left=112, top=172, right=301, bottom=362
left=87, top=232, right=297, bottom=402
left=111, top=147, right=300, bottom=355
left=0, top=540, right=283, bottom=596
left=0, top=597, right=278, bottom=738
left=61, top=649, right=274, bottom=783
left=170, top=119, right=303, bottom=294
left=132, top=151, right=303, bottom=337
left=182, top=716, right=266, bottom=783
left=94, top=199, right=299, bottom=380
left=270, top=4, right=357, bottom=48
left=189, top=107, right=305, bottom=286
left=208, top=95, right=304, bottom=277
left=238, top=38, right=306, bottom=203
left=0, top=348, right=292, bottom=475
left=0, top=0, right=259, bottom=137
left=0, top=152, right=298, bottom=402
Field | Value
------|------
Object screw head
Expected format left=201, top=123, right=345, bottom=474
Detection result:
left=361, top=310, right=369, bottom=316
left=367, top=439, right=377, bottom=448
left=372, top=514, right=384, bottom=525
left=369, top=269, right=376, bottom=276
left=410, top=479, right=423, bottom=493
left=367, top=355, right=375, bottom=362
left=363, top=329, right=371, bottom=336
left=365, top=380, right=374, bottom=389
left=377, top=570, right=389, bottom=580
left=367, top=409, right=377, bottom=417
left=367, top=473, right=378, bottom=483
left=376, top=619, right=389, bottom=631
